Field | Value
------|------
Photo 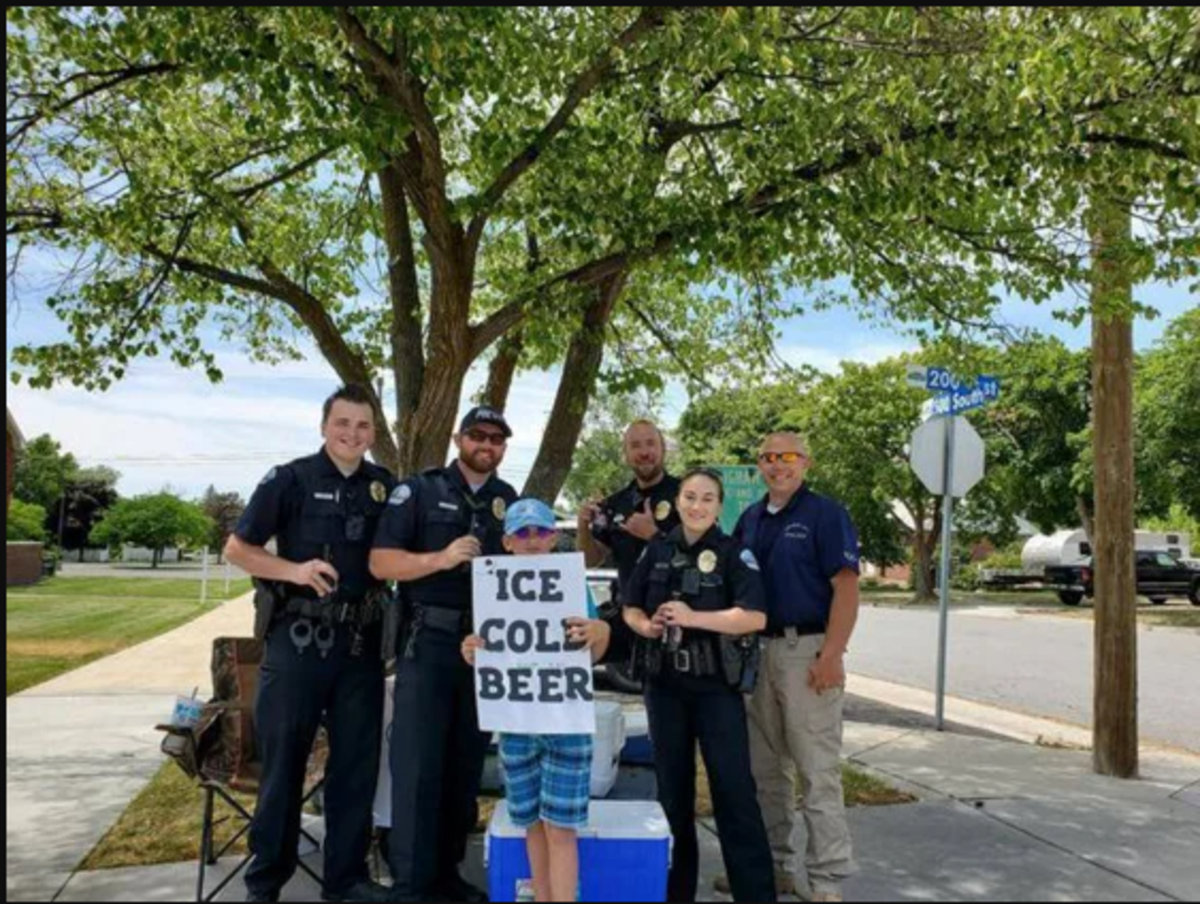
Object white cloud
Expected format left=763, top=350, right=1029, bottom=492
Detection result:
left=776, top=341, right=917, bottom=374
left=7, top=353, right=572, bottom=500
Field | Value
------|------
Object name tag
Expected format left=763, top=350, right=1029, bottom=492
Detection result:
left=438, top=502, right=460, bottom=512
left=313, top=492, right=336, bottom=501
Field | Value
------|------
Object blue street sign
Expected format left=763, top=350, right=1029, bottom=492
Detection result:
left=926, top=367, right=963, bottom=392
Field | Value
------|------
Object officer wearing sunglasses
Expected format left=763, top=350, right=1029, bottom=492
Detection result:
left=370, top=406, right=518, bottom=903
left=225, top=384, right=396, bottom=903
left=720, top=432, right=861, bottom=903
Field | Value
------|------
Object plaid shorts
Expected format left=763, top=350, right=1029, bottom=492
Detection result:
left=499, top=733, right=594, bottom=830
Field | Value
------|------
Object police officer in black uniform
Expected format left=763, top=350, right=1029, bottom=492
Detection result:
left=623, top=468, right=776, bottom=903
left=225, top=385, right=395, bottom=904
left=577, top=419, right=680, bottom=673
left=370, top=407, right=519, bottom=903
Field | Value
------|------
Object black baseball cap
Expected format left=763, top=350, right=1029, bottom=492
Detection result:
left=459, top=406, right=513, bottom=438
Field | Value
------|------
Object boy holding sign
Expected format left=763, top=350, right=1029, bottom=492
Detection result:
left=463, top=498, right=611, bottom=903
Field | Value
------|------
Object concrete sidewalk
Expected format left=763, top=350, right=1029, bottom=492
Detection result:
left=20, top=593, right=255, bottom=699
left=7, top=589, right=1200, bottom=902
left=39, top=724, right=1200, bottom=903
left=6, top=593, right=256, bottom=903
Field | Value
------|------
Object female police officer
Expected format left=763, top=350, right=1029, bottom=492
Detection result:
left=623, top=468, right=776, bottom=903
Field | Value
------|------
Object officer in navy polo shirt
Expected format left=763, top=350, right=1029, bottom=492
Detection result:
left=722, top=431, right=861, bottom=903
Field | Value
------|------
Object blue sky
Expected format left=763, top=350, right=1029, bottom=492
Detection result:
left=6, top=269, right=1194, bottom=501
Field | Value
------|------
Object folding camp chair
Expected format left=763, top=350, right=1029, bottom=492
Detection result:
left=157, top=636, right=328, bottom=902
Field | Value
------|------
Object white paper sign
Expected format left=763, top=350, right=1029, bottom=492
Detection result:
left=472, top=552, right=596, bottom=735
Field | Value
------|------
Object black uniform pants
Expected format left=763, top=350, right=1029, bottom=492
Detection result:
left=386, top=626, right=491, bottom=897
left=645, top=675, right=777, bottom=903
left=246, top=618, right=384, bottom=897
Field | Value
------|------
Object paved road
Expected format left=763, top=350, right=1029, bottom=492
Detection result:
left=851, top=604, right=1200, bottom=753
left=57, top=561, right=249, bottom=581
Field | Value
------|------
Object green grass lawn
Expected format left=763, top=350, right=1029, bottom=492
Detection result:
left=6, top=576, right=252, bottom=696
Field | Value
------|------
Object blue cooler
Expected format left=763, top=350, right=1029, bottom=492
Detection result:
left=621, top=708, right=655, bottom=766
left=485, top=800, right=671, bottom=902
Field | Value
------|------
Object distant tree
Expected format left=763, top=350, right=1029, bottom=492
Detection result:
left=200, top=486, right=246, bottom=563
left=13, top=434, right=78, bottom=514
left=56, top=466, right=122, bottom=553
left=90, top=493, right=214, bottom=568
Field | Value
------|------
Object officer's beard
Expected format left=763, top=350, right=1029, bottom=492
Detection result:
left=632, top=461, right=664, bottom=485
left=461, top=448, right=502, bottom=477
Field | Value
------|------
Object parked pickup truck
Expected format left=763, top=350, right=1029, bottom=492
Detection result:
left=1044, top=551, right=1200, bottom=606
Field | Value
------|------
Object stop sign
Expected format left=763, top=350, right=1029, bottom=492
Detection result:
left=910, top=416, right=985, bottom=497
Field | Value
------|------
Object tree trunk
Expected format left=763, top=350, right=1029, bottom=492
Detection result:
left=1089, top=194, right=1137, bottom=779
left=379, top=164, right=425, bottom=476
left=1076, top=495, right=1095, bottom=544
left=522, top=272, right=627, bottom=502
left=482, top=328, right=525, bottom=413
left=152, top=548, right=160, bottom=569
left=908, top=501, right=940, bottom=603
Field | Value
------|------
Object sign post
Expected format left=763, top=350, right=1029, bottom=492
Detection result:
left=910, top=368, right=1000, bottom=729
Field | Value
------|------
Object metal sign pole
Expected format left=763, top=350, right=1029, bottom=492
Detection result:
left=201, top=547, right=210, bottom=606
left=936, top=411, right=957, bottom=731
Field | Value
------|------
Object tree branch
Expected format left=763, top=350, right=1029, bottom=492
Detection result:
left=468, top=8, right=672, bottom=246
left=625, top=296, right=715, bottom=391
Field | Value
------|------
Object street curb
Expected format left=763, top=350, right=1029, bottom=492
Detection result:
left=847, top=672, right=1200, bottom=768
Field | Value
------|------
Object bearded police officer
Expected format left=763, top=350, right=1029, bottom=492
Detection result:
left=577, top=420, right=681, bottom=677
left=225, top=384, right=395, bottom=904
left=371, top=407, right=519, bottom=903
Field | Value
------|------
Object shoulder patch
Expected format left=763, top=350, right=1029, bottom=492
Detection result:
left=389, top=485, right=413, bottom=506
left=740, top=549, right=761, bottom=572
left=259, top=467, right=279, bottom=487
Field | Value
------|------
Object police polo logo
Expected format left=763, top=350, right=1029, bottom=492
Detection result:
left=492, top=497, right=508, bottom=521
left=389, top=485, right=412, bottom=506
left=655, top=500, right=672, bottom=521
left=370, top=481, right=387, bottom=503
left=698, top=550, right=718, bottom=574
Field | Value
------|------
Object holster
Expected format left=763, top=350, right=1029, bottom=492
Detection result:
left=719, top=634, right=743, bottom=688
left=381, top=587, right=408, bottom=663
left=717, top=633, right=764, bottom=692
left=252, top=578, right=281, bottom=641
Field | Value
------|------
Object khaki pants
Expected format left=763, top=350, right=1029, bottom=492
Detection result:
left=747, top=633, right=855, bottom=894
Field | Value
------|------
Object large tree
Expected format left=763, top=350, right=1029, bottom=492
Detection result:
left=10, top=8, right=1193, bottom=503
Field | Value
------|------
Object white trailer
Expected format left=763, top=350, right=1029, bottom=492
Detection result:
left=1020, top=529, right=1192, bottom=575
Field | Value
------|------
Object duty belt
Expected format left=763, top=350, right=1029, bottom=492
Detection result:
left=282, top=593, right=384, bottom=627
